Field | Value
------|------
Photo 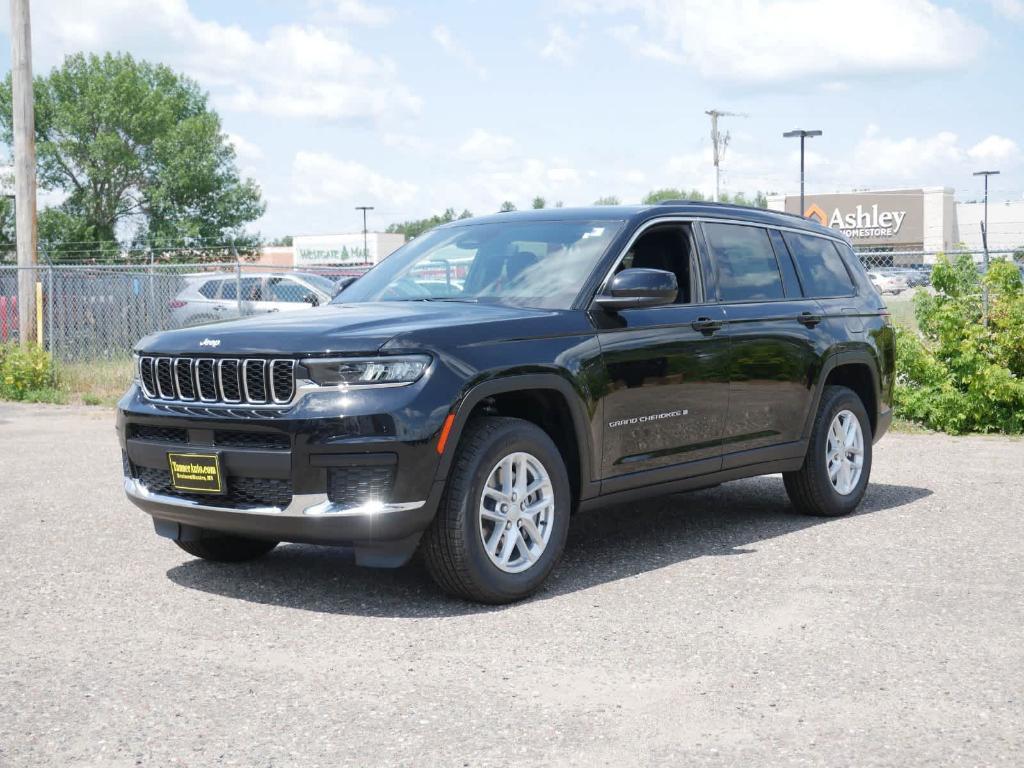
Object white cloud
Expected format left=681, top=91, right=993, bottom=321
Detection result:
left=540, top=25, right=582, bottom=64
left=327, top=0, right=394, bottom=26
left=988, top=0, right=1024, bottom=20
left=431, top=24, right=488, bottom=80
left=226, top=133, right=264, bottom=161
left=563, top=0, right=984, bottom=83
left=26, top=0, right=420, bottom=121
left=290, top=151, right=417, bottom=206
left=853, top=129, right=964, bottom=181
left=967, top=135, right=1021, bottom=164
left=608, top=25, right=682, bottom=64
left=381, top=133, right=434, bottom=154
left=458, top=130, right=519, bottom=163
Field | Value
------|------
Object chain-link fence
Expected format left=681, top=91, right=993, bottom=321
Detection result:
left=0, top=261, right=371, bottom=362
left=0, top=248, right=1020, bottom=364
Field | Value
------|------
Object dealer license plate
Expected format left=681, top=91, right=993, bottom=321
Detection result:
left=167, top=452, right=224, bottom=494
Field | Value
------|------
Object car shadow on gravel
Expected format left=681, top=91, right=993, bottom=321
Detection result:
left=165, top=476, right=931, bottom=618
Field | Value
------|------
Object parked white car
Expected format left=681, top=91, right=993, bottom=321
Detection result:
left=169, top=272, right=338, bottom=327
left=866, top=270, right=910, bottom=295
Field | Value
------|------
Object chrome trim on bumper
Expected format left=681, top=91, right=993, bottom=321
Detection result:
left=123, top=477, right=425, bottom=518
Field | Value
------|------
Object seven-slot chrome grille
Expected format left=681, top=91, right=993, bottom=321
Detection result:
left=138, top=356, right=295, bottom=406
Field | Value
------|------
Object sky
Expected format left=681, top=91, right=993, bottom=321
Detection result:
left=1, top=0, right=1023, bottom=238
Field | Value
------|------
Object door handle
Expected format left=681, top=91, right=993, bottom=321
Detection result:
left=797, top=311, right=822, bottom=327
left=212, top=305, right=225, bottom=311
left=691, top=316, right=723, bottom=334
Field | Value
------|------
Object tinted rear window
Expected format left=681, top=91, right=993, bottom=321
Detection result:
left=783, top=232, right=854, bottom=297
left=198, top=280, right=220, bottom=299
left=704, top=223, right=785, bottom=302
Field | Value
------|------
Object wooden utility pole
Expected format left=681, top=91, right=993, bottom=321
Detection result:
left=9, top=0, right=38, bottom=346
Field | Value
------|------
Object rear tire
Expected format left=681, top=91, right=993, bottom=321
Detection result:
left=422, top=416, right=571, bottom=604
left=175, top=533, right=278, bottom=562
left=784, top=385, right=872, bottom=517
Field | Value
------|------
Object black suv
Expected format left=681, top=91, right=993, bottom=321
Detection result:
left=119, top=202, right=894, bottom=603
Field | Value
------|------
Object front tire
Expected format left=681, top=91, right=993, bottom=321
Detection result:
left=175, top=533, right=279, bottom=562
left=784, top=385, right=872, bottom=517
left=422, top=417, right=571, bottom=604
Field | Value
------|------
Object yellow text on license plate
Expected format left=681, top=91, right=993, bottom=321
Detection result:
left=167, top=452, right=223, bottom=493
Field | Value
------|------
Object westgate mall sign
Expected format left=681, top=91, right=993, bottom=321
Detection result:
left=783, top=190, right=925, bottom=247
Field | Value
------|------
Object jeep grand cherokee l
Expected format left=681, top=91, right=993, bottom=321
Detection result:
left=118, top=202, right=894, bottom=603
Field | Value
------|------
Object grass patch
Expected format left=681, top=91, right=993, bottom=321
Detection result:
left=886, top=294, right=918, bottom=333
left=889, top=416, right=934, bottom=435
left=16, top=387, right=68, bottom=405
left=56, top=358, right=133, bottom=406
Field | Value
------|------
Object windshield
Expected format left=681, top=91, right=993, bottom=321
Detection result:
left=296, top=273, right=338, bottom=295
left=335, top=219, right=623, bottom=310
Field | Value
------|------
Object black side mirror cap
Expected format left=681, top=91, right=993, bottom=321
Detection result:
left=593, top=268, right=678, bottom=311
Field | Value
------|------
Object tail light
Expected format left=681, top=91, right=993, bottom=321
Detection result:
left=168, top=299, right=187, bottom=309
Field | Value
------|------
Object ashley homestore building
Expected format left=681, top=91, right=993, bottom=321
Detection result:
left=768, top=188, right=1024, bottom=264
left=767, top=188, right=959, bottom=260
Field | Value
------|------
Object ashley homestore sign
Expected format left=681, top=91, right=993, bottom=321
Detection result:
left=784, top=190, right=925, bottom=247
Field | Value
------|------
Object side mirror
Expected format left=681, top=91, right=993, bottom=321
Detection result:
left=593, top=268, right=678, bottom=311
left=303, top=293, right=321, bottom=307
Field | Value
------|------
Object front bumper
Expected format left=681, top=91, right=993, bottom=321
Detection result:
left=124, top=477, right=442, bottom=566
left=117, top=380, right=450, bottom=566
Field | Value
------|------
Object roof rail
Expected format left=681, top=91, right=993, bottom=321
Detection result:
left=654, top=198, right=816, bottom=224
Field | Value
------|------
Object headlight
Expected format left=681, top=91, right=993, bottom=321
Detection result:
left=302, top=355, right=431, bottom=387
left=132, top=353, right=141, bottom=384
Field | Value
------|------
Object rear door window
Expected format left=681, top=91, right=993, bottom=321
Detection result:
left=198, top=280, right=221, bottom=299
left=703, top=223, right=785, bottom=302
left=783, top=232, right=855, bottom=297
left=267, top=277, right=311, bottom=302
left=221, top=278, right=261, bottom=301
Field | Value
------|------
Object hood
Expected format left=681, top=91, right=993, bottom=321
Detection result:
left=135, top=301, right=552, bottom=356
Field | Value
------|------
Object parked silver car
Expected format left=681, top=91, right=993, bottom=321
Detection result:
left=169, top=272, right=337, bottom=327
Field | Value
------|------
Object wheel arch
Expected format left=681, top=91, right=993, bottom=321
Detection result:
left=805, top=349, right=881, bottom=439
left=434, top=374, right=597, bottom=504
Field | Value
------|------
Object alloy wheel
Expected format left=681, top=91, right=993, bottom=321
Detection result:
left=826, top=409, right=864, bottom=495
left=478, top=451, right=555, bottom=574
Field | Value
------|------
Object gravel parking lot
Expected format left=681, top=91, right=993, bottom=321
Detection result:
left=1, top=402, right=1022, bottom=767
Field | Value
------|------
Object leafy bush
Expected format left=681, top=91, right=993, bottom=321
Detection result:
left=0, top=343, right=55, bottom=400
left=894, top=254, right=1024, bottom=433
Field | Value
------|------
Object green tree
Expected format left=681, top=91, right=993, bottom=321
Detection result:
left=531, top=196, right=546, bottom=209
left=643, top=188, right=701, bottom=204
left=499, top=201, right=517, bottom=212
left=593, top=196, right=620, bottom=205
left=0, top=205, right=12, bottom=259
left=0, top=52, right=264, bottom=261
left=386, top=207, right=473, bottom=240
left=895, top=254, right=1024, bottom=433
left=641, top=188, right=769, bottom=207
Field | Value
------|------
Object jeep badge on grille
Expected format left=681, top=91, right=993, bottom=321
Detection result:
left=199, top=338, right=221, bottom=348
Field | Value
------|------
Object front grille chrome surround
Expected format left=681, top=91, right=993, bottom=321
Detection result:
left=243, top=359, right=268, bottom=404
left=139, top=357, right=157, bottom=398
left=174, top=358, right=196, bottom=401
left=270, top=359, right=296, bottom=404
left=136, top=355, right=297, bottom=408
left=155, top=358, right=176, bottom=400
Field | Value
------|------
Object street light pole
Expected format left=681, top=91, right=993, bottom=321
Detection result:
left=355, top=206, right=374, bottom=263
left=973, top=169, right=1000, bottom=324
left=9, top=0, right=38, bottom=346
left=783, top=129, right=822, bottom=217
